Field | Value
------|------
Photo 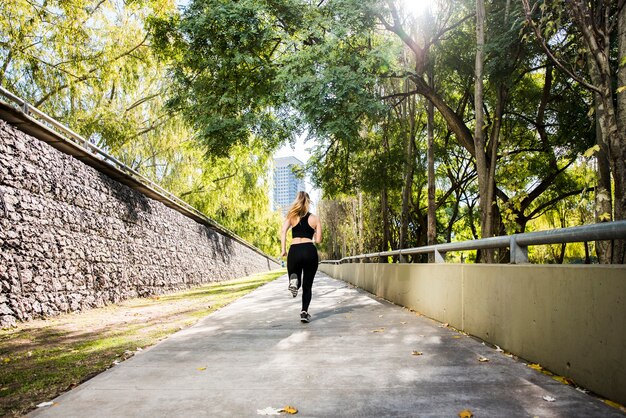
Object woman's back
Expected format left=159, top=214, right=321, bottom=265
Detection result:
left=291, top=213, right=316, bottom=239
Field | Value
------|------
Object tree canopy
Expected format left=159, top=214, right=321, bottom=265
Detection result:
left=2, top=0, right=624, bottom=263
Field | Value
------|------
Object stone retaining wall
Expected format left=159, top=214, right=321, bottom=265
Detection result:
left=0, top=120, right=279, bottom=328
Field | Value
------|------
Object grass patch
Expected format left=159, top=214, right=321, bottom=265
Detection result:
left=0, top=269, right=285, bottom=417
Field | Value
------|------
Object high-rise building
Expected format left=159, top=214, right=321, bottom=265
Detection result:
left=273, top=156, right=306, bottom=214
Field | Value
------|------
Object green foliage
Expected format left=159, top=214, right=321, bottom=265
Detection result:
left=151, top=0, right=299, bottom=156
left=1, top=0, right=608, bottom=263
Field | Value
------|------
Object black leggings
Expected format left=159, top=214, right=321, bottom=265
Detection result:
left=287, top=243, right=319, bottom=312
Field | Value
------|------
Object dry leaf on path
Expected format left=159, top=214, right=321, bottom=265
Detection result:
left=495, top=345, right=504, bottom=352
left=281, top=406, right=298, bottom=414
left=400, top=321, right=407, bottom=324
left=197, top=367, right=207, bottom=371
left=552, top=375, right=574, bottom=385
left=372, top=328, right=385, bottom=333
left=411, top=351, right=423, bottom=356
left=440, top=323, right=449, bottom=328
left=36, top=401, right=55, bottom=408
left=458, top=409, right=473, bottom=417
left=543, top=395, right=556, bottom=402
left=603, top=399, right=626, bottom=411
left=478, top=356, right=489, bottom=362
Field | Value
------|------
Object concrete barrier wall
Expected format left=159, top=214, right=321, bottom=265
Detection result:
left=319, top=263, right=626, bottom=406
left=0, top=120, right=280, bottom=328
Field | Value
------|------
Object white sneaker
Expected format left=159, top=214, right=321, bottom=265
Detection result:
left=288, top=274, right=299, bottom=298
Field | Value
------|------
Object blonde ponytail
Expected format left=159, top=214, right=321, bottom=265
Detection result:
left=287, top=191, right=310, bottom=223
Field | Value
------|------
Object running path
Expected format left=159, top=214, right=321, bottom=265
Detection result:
left=30, top=272, right=623, bottom=417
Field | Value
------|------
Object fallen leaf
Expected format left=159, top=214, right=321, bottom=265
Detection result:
left=112, top=360, right=120, bottom=365
left=478, top=357, right=489, bottom=362
left=528, top=363, right=543, bottom=371
left=372, top=328, right=385, bottom=333
left=257, top=407, right=282, bottom=415
left=603, top=399, right=625, bottom=410
left=440, top=323, right=449, bottom=328
left=197, top=367, right=207, bottom=371
left=452, top=336, right=462, bottom=339
left=552, top=375, right=574, bottom=385
left=543, top=395, right=556, bottom=402
left=576, top=387, right=589, bottom=394
left=281, top=406, right=298, bottom=414
left=378, top=315, right=383, bottom=318
left=411, top=351, right=423, bottom=356
left=37, top=401, right=55, bottom=408
left=495, top=345, right=504, bottom=352
left=400, top=321, right=407, bottom=324
left=458, top=409, right=473, bottom=418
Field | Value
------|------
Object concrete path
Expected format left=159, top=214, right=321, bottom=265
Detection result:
left=30, top=273, right=623, bottom=417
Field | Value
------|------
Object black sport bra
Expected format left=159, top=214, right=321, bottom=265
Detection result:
left=291, top=213, right=315, bottom=239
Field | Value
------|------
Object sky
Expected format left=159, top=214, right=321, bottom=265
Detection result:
left=274, top=134, right=312, bottom=165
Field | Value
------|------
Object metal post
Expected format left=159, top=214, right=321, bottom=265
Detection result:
left=510, top=236, right=528, bottom=264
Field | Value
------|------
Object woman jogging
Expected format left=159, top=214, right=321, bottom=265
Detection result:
left=280, top=191, right=322, bottom=323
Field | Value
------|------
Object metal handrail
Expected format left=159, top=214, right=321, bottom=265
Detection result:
left=320, top=220, right=626, bottom=264
left=0, top=86, right=278, bottom=264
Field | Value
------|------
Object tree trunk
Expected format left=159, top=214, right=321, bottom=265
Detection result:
left=381, top=186, right=391, bottom=263
left=358, top=191, right=363, bottom=254
left=399, top=86, right=416, bottom=251
left=474, top=0, right=494, bottom=262
left=427, top=70, right=437, bottom=262
left=593, top=89, right=614, bottom=263
left=570, top=2, right=625, bottom=262
left=381, top=129, right=392, bottom=262
left=591, top=79, right=624, bottom=263
left=615, top=4, right=626, bottom=263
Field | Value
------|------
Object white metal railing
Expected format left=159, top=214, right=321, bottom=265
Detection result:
left=321, top=221, right=626, bottom=264
left=0, top=86, right=278, bottom=263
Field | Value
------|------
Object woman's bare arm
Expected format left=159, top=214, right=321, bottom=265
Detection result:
left=280, top=218, right=291, bottom=257
left=313, top=215, right=323, bottom=244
